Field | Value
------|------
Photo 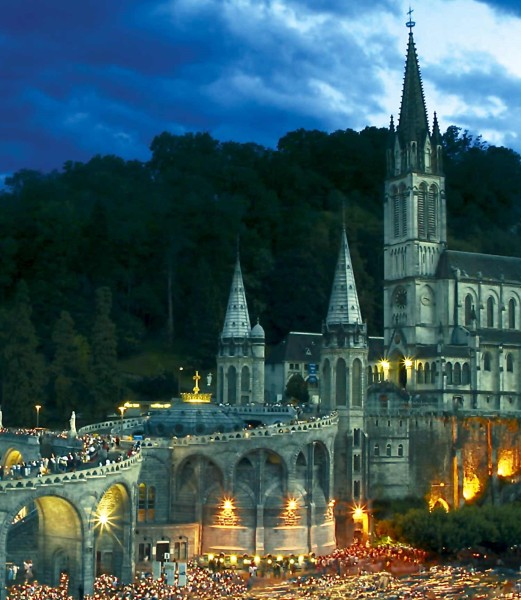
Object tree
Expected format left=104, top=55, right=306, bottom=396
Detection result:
left=0, top=282, right=47, bottom=426
left=50, top=311, right=91, bottom=419
left=90, top=287, right=121, bottom=417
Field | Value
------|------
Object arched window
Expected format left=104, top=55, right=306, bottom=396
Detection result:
left=487, top=297, right=495, bottom=328
left=465, top=295, right=473, bottom=326
left=446, top=362, right=453, bottom=384
left=453, top=363, right=462, bottom=385
left=336, top=359, right=347, bottom=406
left=374, top=365, right=380, bottom=382
left=507, top=354, right=514, bottom=373
left=417, top=363, right=424, bottom=384
left=431, top=362, right=437, bottom=384
left=418, top=182, right=427, bottom=239
left=425, top=363, right=431, bottom=384
left=427, top=184, right=438, bottom=238
left=398, top=444, right=404, bottom=457
left=374, top=444, right=380, bottom=457
left=352, top=358, right=363, bottom=407
left=241, top=366, right=250, bottom=392
left=483, top=352, right=491, bottom=371
left=138, top=483, right=156, bottom=522
left=462, top=363, right=470, bottom=385
left=386, top=444, right=392, bottom=457
left=509, top=298, right=516, bottom=329
left=367, top=366, right=373, bottom=384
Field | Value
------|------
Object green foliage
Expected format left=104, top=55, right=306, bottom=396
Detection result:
left=285, top=373, right=309, bottom=404
left=0, top=282, right=48, bottom=425
left=386, top=503, right=521, bottom=556
left=0, top=126, right=519, bottom=420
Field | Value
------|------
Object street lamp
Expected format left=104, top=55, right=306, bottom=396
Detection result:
left=178, top=367, right=184, bottom=396
left=35, top=404, right=41, bottom=428
left=118, top=405, right=125, bottom=424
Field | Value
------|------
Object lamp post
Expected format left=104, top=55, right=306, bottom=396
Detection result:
left=35, top=404, right=41, bottom=428
left=178, top=367, right=184, bottom=396
left=118, top=406, right=126, bottom=428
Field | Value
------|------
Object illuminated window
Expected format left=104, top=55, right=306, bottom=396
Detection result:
left=138, top=483, right=156, bottom=523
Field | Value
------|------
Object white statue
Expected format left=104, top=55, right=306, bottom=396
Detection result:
left=206, top=372, right=213, bottom=386
left=69, top=411, right=77, bottom=436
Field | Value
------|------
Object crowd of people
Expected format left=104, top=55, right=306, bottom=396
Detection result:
left=6, top=542, right=521, bottom=599
left=0, top=430, right=140, bottom=482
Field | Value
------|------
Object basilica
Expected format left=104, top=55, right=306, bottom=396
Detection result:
left=108, top=23, right=521, bottom=563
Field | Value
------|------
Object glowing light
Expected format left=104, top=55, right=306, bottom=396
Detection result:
left=403, top=358, right=413, bottom=369
left=208, top=554, right=214, bottom=561
left=217, top=497, right=239, bottom=526
left=230, top=555, right=237, bottom=565
left=95, top=510, right=114, bottom=532
left=254, top=555, right=260, bottom=564
left=282, top=497, right=300, bottom=525
left=498, top=451, right=515, bottom=477
left=463, top=472, right=481, bottom=501
left=380, top=360, right=390, bottom=370
left=276, top=555, right=283, bottom=562
left=352, top=506, right=365, bottom=520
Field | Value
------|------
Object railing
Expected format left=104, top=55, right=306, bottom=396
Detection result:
left=170, top=413, right=338, bottom=446
left=0, top=450, right=142, bottom=493
left=78, top=417, right=147, bottom=435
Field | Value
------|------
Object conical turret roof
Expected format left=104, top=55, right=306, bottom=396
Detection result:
left=221, top=255, right=251, bottom=339
left=398, top=31, right=429, bottom=146
left=326, top=228, right=362, bottom=327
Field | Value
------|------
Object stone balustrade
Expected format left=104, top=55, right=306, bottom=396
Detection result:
left=0, top=449, right=141, bottom=493
left=170, top=412, right=338, bottom=446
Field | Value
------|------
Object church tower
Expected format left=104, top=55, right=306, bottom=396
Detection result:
left=217, top=254, right=265, bottom=405
left=383, top=19, right=447, bottom=375
left=321, top=227, right=368, bottom=544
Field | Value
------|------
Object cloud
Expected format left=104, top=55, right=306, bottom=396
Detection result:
left=0, top=0, right=520, bottom=174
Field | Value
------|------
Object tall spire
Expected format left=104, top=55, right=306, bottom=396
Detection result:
left=221, top=254, right=251, bottom=339
left=397, top=24, right=429, bottom=147
left=326, top=228, right=362, bottom=327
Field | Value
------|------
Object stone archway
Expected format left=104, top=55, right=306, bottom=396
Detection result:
left=93, top=483, right=133, bottom=583
left=2, top=448, right=24, bottom=469
left=5, top=495, right=84, bottom=594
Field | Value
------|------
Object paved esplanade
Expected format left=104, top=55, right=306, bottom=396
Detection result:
left=0, top=430, right=141, bottom=600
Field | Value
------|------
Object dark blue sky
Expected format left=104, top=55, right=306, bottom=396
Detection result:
left=1, top=0, right=520, bottom=176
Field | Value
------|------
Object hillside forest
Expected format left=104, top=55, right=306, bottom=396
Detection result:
left=1, top=125, right=521, bottom=426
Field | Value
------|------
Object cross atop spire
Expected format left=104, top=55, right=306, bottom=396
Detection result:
left=406, top=6, right=416, bottom=31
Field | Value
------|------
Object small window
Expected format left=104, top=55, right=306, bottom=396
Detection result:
left=483, top=353, right=491, bottom=371
left=507, top=354, right=514, bottom=372
left=386, top=444, right=392, bottom=457
left=398, top=444, right=404, bottom=457
left=374, top=444, right=380, bottom=456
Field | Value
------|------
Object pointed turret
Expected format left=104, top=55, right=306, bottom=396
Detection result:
left=326, top=227, right=363, bottom=329
left=221, top=254, right=251, bottom=339
left=398, top=30, right=429, bottom=148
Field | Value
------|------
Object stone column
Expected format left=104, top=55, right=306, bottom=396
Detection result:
left=80, top=532, right=96, bottom=599
left=255, top=505, right=265, bottom=555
